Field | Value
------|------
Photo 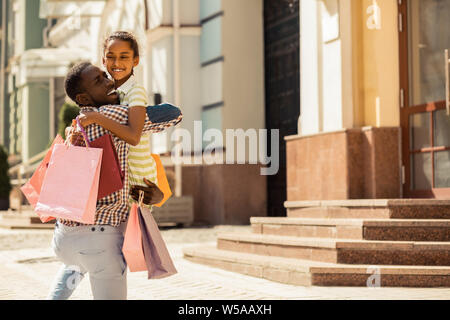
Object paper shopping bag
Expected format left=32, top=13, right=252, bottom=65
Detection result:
left=74, top=117, right=124, bottom=200
left=138, top=206, right=177, bottom=279
left=122, top=203, right=147, bottom=272
left=90, top=134, right=124, bottom=199
left=20, top=135, right=65, bottom=223
left=34, top=144, right=102, bottom=224
left=151, top=154, right=172, bottom=207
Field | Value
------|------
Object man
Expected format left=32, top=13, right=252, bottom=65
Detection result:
left=47, top=62, right=182, bottom=300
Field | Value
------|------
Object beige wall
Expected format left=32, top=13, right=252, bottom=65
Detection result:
left=299, top=0, right=400, bottom=134
left=356, top=0, right=400, bottom=127
left=221, top=0, right=265, bottom=132
left=351, top=0, right=365, bottom=128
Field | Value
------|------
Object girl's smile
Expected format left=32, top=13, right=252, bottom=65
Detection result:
left=103, top=39, right=139, bottom=88
left=110, top=68, right=127, bottom=80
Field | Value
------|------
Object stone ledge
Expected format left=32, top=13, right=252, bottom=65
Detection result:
left=284, top=129, right=350, bottom=142
left=217, top=233, right=338, bottom=248
left=218, top=232, right=450, bottom=252
left=285, top=199, right=450, bottom=208
left=251, top=217, right=450, bottom=227
left=336, top=240, right=450, bottom=251
left=183, top=245, right=320, bottom=273
left=183, top=245, right=450, bottom=287
left=284, top=127, right=402, bottom=142
left=363, top=219, right=450, bottom=227
left=310, top=265, right=450, bottom=275
left=0, top=222, right=54, bottom=230
left=250, top=217, right=364, bottom=226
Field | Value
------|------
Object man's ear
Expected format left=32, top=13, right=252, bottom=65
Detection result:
left=75, top=93, right=92, bottom=106
left=133, top=56, right=139, bottom=68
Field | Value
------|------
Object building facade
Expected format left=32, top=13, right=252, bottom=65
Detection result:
left=184, top=0, right=450, bottom=288
left=2, top=0, right=449, bottom=226
left=1, top=0, right=50, bottom=161
left=288, top=0, right=450, bottom=201
left=1, top=0, right=269, bottom=224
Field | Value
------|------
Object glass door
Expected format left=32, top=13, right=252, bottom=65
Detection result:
left=399, top=0, right=450, bottom=198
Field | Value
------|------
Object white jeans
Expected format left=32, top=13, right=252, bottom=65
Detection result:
left=47, top=221, right=128, bottom=300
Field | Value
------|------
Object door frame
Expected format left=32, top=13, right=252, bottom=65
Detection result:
left=264, top=0, right=300, bottom=216
left=398, top=0, right=450, bottom=198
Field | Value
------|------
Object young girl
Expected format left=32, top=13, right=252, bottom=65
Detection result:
left=80, top=31, right=159, bottom=204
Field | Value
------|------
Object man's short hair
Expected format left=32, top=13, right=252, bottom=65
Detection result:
left=64, top=61, right=92, bottom=104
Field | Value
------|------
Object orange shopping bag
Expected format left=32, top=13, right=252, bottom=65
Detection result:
left=122, top=203, right=147, bottom=272
left=151, top=154, right=172, bottom=207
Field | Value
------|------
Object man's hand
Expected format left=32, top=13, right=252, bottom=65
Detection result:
left=69, top=131, right=85, bottom=146
left=130, top=178, right=164, bottom=205
left=65, top=124, right=85, bottom=146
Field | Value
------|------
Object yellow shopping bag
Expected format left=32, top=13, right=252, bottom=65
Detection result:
left=151, top=154, right=172, bottom=207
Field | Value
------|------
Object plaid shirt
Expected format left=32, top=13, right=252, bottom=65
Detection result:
left=60, top=105, right=182, bottom=227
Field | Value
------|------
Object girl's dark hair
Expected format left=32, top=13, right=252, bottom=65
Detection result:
left=103, top=31, right=140, bottom=57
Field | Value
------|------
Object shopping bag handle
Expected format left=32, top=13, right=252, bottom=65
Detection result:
left=138, top=190, right=144, bottom=207
left=76, top=116, right=91, bottom=148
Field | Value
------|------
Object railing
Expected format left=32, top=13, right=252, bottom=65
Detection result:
left=8, top=149, right=48, bottom=186
left=445, top=49, right=450, bottom=116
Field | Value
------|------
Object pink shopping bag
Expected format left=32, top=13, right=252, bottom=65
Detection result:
left=34, top=143, right=103, bottom=224
left=122, top=203, right=147, bottom=272
left=20, top=135, right=65, bottom=223
left=138, top=205, right=177, bottom=279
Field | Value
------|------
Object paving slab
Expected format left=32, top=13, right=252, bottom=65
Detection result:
left=0, top=226, right=449, bottom=300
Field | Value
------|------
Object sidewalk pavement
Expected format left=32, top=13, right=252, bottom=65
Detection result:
left=0, top=226, right=449, bottom=300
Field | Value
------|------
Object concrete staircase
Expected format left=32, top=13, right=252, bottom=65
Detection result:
left=183, top=200, right=450, bottom=287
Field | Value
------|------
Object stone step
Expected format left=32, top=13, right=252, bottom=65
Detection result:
left=217, top=233, right=450, bottom=266
left=0, top=220, right=54, bottom=229
left=286, top=199, right=450, bottom=219
left=0, top=211, right=54, bottom=229
left=251, top=217, right=364, bottom=239
left=183, top=245, right=450, bottom=287
left=250, top=217, right=450, bottom=241
left=363, top=219, right=450, bottom=241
